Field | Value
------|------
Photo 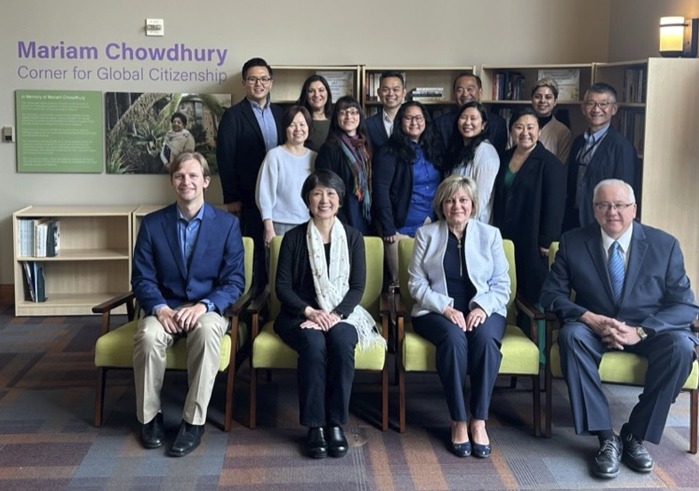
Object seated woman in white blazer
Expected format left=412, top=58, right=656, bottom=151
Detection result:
left=408, top=175, right=511, bottom=459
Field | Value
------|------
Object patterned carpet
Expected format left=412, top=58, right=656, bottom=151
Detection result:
left=1, top=303, right=698, bottom=490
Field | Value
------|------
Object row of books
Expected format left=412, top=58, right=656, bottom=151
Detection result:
left=491, top=71, right=527, bottom=101
left=17, top=218, right=61, bottom=257
left=21, top=261, right=47, bottom=302
left=616, top=108, right=645, bottom=155
left=408, top=87, right=445, bottom=103
left=622, top=68, right=646, bottom=103
left=364, top=71, right=407, bottom=102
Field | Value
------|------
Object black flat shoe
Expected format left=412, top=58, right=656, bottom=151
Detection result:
left=306, top=427, right=328, bottom=459
left=169, top=421, right=205, bottom=457
left=326, top=425, right=349, bottom=458
left=449, top=441, right=472, bottom=458
left=472, top=442, right=491, bottom=458
left=140, top=412, right=165, bottom=449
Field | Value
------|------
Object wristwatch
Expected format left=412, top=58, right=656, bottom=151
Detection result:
left=636, top=327, right=648, bottom=341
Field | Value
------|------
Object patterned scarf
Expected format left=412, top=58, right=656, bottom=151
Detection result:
left=339, top=134, right=372, bottom=222
left=305, top=218, right=386, bottom=350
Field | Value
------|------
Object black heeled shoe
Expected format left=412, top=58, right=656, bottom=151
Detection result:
left=306, top=427, right=328, bottom=459
left=472, top=442, right=491, bottom=458
left=450, top=440, right=472, bottom=458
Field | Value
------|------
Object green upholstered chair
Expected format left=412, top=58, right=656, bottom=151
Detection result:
left=396, top=238, right=541, bottom=435
left=245, top=235, right=389, bottom=430
left=92, top=237, right=254, bottom=431
left=544, top=241, right=699, bottom=453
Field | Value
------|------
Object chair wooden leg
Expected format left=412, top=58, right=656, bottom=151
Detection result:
left=545, top=364, right=552, bottom=438
left=224, top=337, right=237, bottom=432
left=94, top=367, right=106, bottom=427
left=381, top=363, right=389, bottom=431
left=532, top=373, right=541, bottom=437
left=398, top=365, right=406, bottom=433
left=249, top=367, right=257, bottom=429
left=690, top=388, right=698, bottom=454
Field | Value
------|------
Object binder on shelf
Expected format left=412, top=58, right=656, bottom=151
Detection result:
left=21, top=261, right=46, bottom=302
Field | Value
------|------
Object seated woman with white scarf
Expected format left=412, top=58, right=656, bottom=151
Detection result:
left=274, top=169, right=385, bottom=460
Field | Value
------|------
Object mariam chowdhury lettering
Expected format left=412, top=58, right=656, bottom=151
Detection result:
left=17, top=40, right=228, bottom=66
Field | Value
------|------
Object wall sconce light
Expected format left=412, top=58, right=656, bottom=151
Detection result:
left=659, top=16, right=698, bottom=57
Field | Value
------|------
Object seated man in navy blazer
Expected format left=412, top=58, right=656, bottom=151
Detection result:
left=541, top=179, right=698, bottom=479
left=132, top=152, right=245, bottom=457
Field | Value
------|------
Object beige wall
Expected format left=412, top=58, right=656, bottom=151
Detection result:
left=0, top=0, right=687, bottom=286
left=609, top=0, right=699, bottom=61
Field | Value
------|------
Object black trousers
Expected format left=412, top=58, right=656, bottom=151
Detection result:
left=558, top=322, right=696, bottom=443
left=275, top=321, right=358, bottom=427
left=412, top=312, right=506, bottom=421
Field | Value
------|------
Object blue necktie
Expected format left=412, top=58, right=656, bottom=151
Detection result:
left=608, top=241, right=624, bottom=304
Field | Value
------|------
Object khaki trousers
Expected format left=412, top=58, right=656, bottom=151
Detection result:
left=133, top=312, right=228, bottom=425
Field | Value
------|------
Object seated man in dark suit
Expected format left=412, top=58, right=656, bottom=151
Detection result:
left=434, top=73, right=507, bottom=154
left=132, top=152, right=245, bottom=457
left=365, top=71, right=406, bottom=151
left=541, top=179, right=698, bottom=479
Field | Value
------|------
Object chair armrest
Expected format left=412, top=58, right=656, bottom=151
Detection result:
left=379, top=293, right=392, bottom=317
left=92, top=291, right=136, bottom=337
left=224, top=288, right=253, bottom=319
left=515, top=294, right=556, bottom=322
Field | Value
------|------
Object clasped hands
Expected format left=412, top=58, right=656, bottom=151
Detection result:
left=156, top=303, right=208, bottom=334
left=580, top=311, right=641, bottom=349
left=443, top=305, right=487, bottom=331
left=301, top=307, right=341, bottom=331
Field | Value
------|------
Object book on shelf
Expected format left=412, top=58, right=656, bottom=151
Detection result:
left=623, top=67, right=646, bottom=103
left=21, top=261, right=46, bottom=302
left=537, top=68, right=580, bottom=101
left=408, top=87, right=445, bottom=103
left=17, top=218, right=60, bottom=258
left=492, top=72, right=526, bottom=101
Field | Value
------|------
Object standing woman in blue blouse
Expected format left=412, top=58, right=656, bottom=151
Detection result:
left=316, top=96, right=373, bottom=235
left=373, top=101, right=443, bottom=290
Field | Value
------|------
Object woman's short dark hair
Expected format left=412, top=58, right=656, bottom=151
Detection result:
left=509, top=106, right=540, bottom=131
left=281, top=105, right=312, bottom=144
left=171, top=111, right=187, bottom=126
left=445, top=101, right=490, bottom=173
left=301, top=169, right=346, bottom=208
left=297, top=75, right=333, bottom=119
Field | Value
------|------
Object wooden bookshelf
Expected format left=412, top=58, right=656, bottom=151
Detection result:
left=13, top=205, right=134, bottom=316
left=269, top=65, right=361, bottom=105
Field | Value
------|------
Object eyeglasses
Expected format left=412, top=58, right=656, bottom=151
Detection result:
left=338, top=108, right=360, bottom=117
left=583, top=100, right=614, bottom=110
left=245, top=76, right=272, bottom=85
left=593, top=202, right=635, bottom=212
left=403, top=115, right=425, bottom=123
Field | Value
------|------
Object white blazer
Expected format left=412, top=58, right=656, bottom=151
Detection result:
left=408, top=219, right=510, bottom=319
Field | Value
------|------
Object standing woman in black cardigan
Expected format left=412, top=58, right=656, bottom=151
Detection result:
left=492, top=107, right=566, bottom=306
left=372, top=101, right=443, bottom=290
left=316, top=96, right=373, bottom=235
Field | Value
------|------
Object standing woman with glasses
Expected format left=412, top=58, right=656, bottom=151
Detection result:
left=373, top=101, right=443, bottom=290
left=316, top=96, right=374, bottom=235
left=297, top=75, right=333, bottom=152
left=444, top=102, right=500, bottom=224
left=492, top=107, right=565, bottom=307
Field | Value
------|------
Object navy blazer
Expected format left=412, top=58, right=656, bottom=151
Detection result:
left=541, top=222, right=699, bottom=335
left=365, top=112, right=390, bottom=151
left=132, top=203, right=246, bottom=315
left=216, top=98, right=283, bottom=205
left=563, top=125, right=639, bottom=231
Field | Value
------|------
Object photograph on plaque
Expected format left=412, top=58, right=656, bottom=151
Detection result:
left=105, top=92, right=231, bottom=174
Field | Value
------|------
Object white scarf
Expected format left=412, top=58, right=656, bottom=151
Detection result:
left=306, top=219, right=386, bottom=350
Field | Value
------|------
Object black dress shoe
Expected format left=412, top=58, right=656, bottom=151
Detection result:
left=140, top=413, right=165, bottom=449
left=169, top=421, right=205, bottom=457
left=592, top=436, right=622, bottom=479
left=306, top=427, right=328, bottom=459
left=449, top=441, right=472, bottom=458
left=621, top=424, right=654, bottom=473
left=472, top=442, right=491, bottom=458
left=325, top=425, right=349, bottom=458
